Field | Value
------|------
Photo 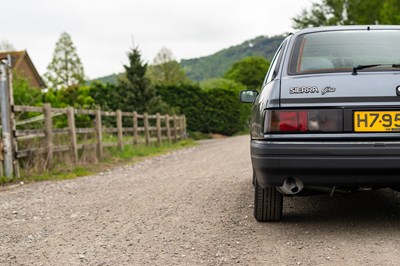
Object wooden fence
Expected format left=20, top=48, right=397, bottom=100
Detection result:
left=5, top=103, right=186, bottom=177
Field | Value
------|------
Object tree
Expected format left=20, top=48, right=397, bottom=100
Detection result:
left=43, top=85, right=95, bottom=128
left=380, top=0, right=400, bottom=24
left=0, top=39, right=15, bottom=52
left=224, top=56, right=270, bottom=91
left=44, top=32, right=85, bottom=89
left=116, top=47, right=168, bottom=113
left=12, top=73, right=44, bottom=127
left=292, top=0, right=399, bottom=29
left=44, top=85, right=94, bottom=108
left=13, top=73, right=42, bottom=106
left=88, top=81, right=119, bottom=111
left=147, top=47, right=189, bottom=85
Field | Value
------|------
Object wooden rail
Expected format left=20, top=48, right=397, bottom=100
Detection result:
left=12, top=104, right=187, bottom=167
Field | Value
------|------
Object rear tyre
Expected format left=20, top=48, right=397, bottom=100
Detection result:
left=254, top=177, right=283, bottom=222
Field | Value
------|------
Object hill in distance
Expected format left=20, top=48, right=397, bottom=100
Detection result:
left=90, top=34, right=286, bottom=84
left=180, top=35, right=285, bottom=82
left=88, top=73, right=121, bottom=85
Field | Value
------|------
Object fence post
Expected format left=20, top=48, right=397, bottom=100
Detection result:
left=173, top=114, right=177, bottom=142
left=179, top=116, right=184, bottom=140
left=0, top=63, right=13, bottom=179
left=67, top=107, right=78, bottom=164
left=116, top=110, right=123, bottom=151
left=143, top=112, right=150, bottom=145
left=0, top=140, right=3, bottom=177
left=95, top=109, right=103, bottom=160
left=133, top=111, right=139, bottom=144
left=165, top=114, right=171, bottom=143
left=182, top=115, right=187, bottom=140
left=43, top=103, right=53, bottom=168
left=156, top=113, right=161, bottom=146
left=177, top=115, right=181, bottom=140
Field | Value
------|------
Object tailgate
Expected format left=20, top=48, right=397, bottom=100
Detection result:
left=280, top=73, right=400, bottom=108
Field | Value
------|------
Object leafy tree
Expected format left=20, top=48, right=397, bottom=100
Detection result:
left=13, top=73, right=42, bottom=106
left=88, top=81, right=119, bottom=111
left=116, top=47, right=168, bottom=113
left=61, top=86, right=95, bottom=109
left=43, top=85, right=95, bottom=109
left=224, top=56, right=270, bottom=91
left=44, top=32, right=85, bottom=89
left=147, top=47, right=189, bottom=85
left=43, top=89, right=63, bottom=108
left=11, top=73, right=44, bottom=128
left=380, top=0, right=400, bottom=24
left=43, top=85, right=95, bottom=128
left=200, top=78, right=242, bottom=91
left=292, top=0, right=399, bottom=29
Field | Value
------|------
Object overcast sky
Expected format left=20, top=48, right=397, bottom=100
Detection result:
left=1, top=0, right=312, bottom=79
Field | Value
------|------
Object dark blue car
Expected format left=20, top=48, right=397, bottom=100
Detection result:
left=240, top=26, right=400, bottom=222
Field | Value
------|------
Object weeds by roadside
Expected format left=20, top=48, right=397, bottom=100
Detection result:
left=0, top=139, right=196, bottom=185
left=187, top=131, right=213, bottom=140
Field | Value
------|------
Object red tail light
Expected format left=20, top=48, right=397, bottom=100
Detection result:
left=265, top=109, right=343, bottom=133
left=274, top=111, right=308, bottom=132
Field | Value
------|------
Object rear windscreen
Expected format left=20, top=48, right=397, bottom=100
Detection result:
left=289, top=30, right=400, bottom=75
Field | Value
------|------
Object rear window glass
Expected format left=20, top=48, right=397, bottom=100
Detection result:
left=289, top=30, right=400, bottom=75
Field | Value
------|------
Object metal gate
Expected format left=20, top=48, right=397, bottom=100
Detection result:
left=0, top=55, right=18, bottom=179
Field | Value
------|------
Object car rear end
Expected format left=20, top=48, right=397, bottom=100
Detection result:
left=249, top=26, right=400, bottom=221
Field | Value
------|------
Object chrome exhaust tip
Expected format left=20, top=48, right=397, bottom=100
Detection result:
left=277, top=177, right=304, bottom=195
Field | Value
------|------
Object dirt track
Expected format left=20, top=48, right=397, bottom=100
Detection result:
left=2, top=135, right=400, bottom=265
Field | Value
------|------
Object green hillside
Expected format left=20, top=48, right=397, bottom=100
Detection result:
left=180, top=35, right=285, bottom=82
left=88, top=73, right=121, bottom=85
left=91, top=35, right=286, bottom=84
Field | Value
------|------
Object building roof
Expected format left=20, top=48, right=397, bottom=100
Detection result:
left=0, top=50, right=45, bottom=88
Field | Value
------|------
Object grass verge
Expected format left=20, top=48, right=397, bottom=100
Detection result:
left=187, top=131, right=213, bottom=140
left=1, top=139, right=196, bottom=185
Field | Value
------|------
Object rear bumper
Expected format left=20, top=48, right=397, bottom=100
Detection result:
left=251, top=140, right=400, bottom=187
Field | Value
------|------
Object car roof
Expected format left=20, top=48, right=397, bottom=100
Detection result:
left=290, top=25, right=400, bottom=38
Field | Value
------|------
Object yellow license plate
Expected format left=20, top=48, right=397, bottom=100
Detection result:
left=354, top=111, right=400, bottom=132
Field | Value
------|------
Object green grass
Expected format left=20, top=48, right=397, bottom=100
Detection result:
left=0, top=139, right=196, bottom=185
left=107, top=139, right=195, bottom=160
left=25, top=166, right=92, bottom=182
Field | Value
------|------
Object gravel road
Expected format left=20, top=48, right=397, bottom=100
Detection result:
left=2, top=135, right=400, bottom=265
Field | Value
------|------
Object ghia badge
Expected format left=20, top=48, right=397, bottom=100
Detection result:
left=321, top=86, right=336, bottom=95
left=289, top=86, right=336, bottom=95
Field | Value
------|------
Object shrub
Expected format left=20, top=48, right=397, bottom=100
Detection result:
left=156, top=79, right=250, bottom=135
left=156, top=84, right=207, bottom=132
